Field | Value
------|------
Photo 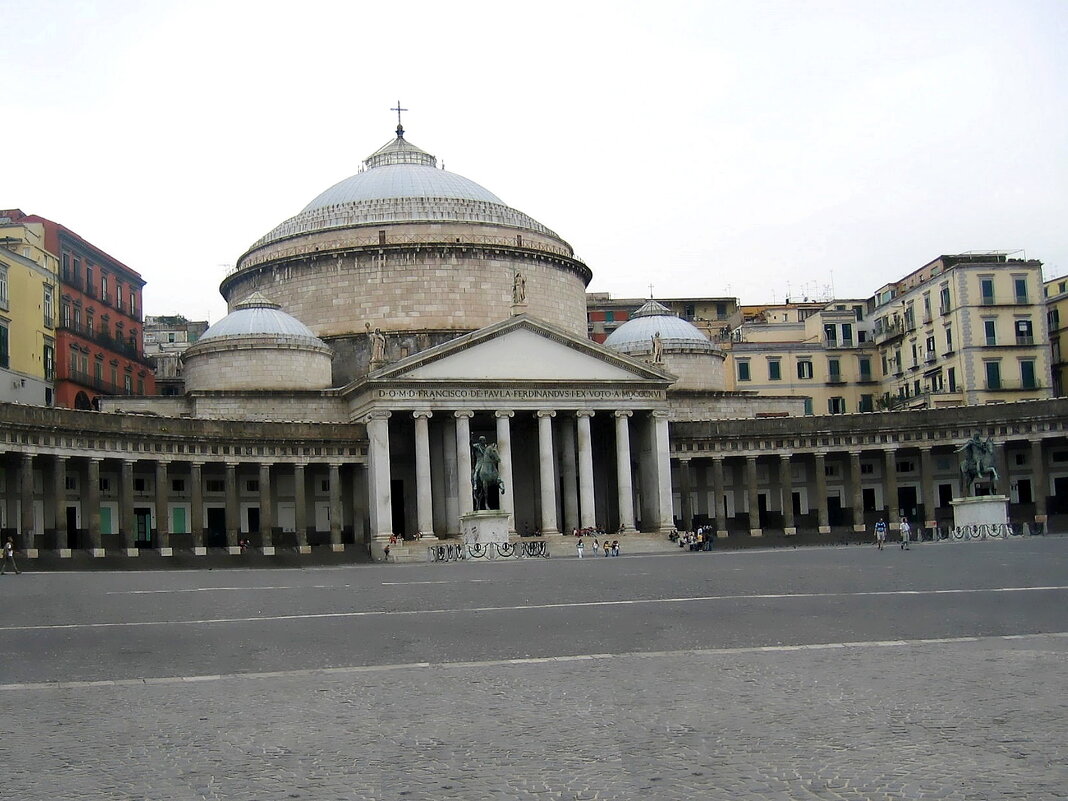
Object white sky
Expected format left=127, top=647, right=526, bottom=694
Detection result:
left=4, top=0, right=1066, bottom=324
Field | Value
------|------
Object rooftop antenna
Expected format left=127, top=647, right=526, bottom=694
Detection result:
left=391, top=100, right=408, bottom=137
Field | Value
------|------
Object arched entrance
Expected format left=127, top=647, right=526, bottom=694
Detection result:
left=74, top=391, right=92, bottom=410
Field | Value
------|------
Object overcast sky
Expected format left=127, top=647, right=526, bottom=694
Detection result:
left=5, top=0, right=1066, bottom=324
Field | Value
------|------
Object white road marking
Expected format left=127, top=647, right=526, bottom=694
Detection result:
left=106, top=585, right=340, bottom=595
left=381, top=580, right=490, bottom=586
left=4, top=585, right=1068, bottom=632
left=2, top=631, right=1066, bottom=692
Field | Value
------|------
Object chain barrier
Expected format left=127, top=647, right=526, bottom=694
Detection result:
left=949, top=523, right=1023, bottom=541
left=428, top=541, right=550, bottom=562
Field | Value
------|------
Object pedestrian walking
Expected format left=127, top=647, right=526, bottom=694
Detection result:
left=603, top=540, right=610, bottom=557
left=577, top=539, right=584, bottom=558
left=900, top=517, right=911, bottom=550
left=1, top=537, right=20, bottom=575
left=611, top=540, right=620, bottom=556
left=874, top=518, right=887, bottom=551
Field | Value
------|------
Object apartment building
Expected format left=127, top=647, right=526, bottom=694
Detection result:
left=1045, top=275, right=1068, bottom=397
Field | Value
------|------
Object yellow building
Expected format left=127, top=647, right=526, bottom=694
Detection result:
left=0, top=212, right=60, bottom=405
left=1045, top=274, right=1068, bottom=396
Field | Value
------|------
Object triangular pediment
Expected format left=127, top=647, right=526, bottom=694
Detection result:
left=363, top=316, right=672, bottom=385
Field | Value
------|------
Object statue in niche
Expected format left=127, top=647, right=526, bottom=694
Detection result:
left=956, top=433, right=999, bottom=496
left=512, top=270, right=526, bottom=305
left=651, top=331, right=664, bottom=364
left=472, top=435, right=504, bottom=511
left=366, top=322, right=386, bottom=364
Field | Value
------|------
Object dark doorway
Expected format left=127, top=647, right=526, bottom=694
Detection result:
left=898, top=486, right=918, bottom=517
left=1052, top=477, right=1068, bottom=513
left=391, top=479, right=407, bottom=538
left=863, top=487, right=877, bottom=512
left=65, top=506, right=79, bottom=549
left=1017, top=479, right=1033, bottom=505
left=757, top=493, right=768, bottom=527
left=248, top=507, right=260, bottom=534
left=792, top=492, right=802, bottom=516
left=74, top=391, right=92, bottom=410
left=206, top=507, right=226, bottom=547
left=938, top=483, right=954, bottom=508
left=134, top=508, right=152, bottom=548
left=828, top=495, right=844, bottom=526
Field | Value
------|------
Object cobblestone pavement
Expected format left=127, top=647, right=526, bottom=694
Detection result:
left=3, top=634, right=1066, bottom=800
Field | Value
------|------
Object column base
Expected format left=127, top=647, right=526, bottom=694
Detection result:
left=331, top=543, right=345, bottom=553
left=1035, top=514, right=1048, bottom=524
left=925, top=520, right=936, bottom=530
left=159, top=547, right=173, bottom=557
left=193, top=546, right=207, bottom=556
left=541, top=528, right=561, bottom=536
left=261, top=546, right=275, bottom=556
left=90, top=548, right=106, bottom=558
left=58, top=548, right=72, bottom=558
left=784, top=527, right=797, bottom=536
left=125, top=548, right=139, bottom=557
left=818, top=526, right=831, bottom=534
left=298, top=545, right=312, bottom=555
left=853, top=524, right=867, bottom=532
left=227, top=546, right=242, bottom=555
left=749, top=528, right=763, bottom=537
left=716, top=530, right=728, bottom=539
left=25, top=548, right=39, bottom=559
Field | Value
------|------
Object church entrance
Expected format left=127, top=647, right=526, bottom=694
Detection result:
left=206, top=507, right=226, bottom=547
left=391, top=479, right=407, bottom=538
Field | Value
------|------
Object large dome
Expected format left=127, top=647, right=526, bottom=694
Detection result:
left=303, top=164, right=504, bottom=210
left=605, top=299, right=715, bottom=352
left=199, top=292, right=322, bottom=343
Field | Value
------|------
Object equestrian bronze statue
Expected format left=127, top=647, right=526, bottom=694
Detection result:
left=956, top=433, right=999, bottom=496
left=472, top=435, right=505, bottom=511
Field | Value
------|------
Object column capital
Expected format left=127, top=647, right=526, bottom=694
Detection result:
left=883, top=446, right=899, bottom=455
left=89, top=456, right=104, bottom=464
left=778, top=452, right=792, bottom=462
left=745, top=454, right=758, bottom=463
left=225, top=461, right=240, bottom=469
left=712, top=454, right=726, bottom=463
left=651, top=409, right=670, bottom=419
left=575, top=409, right=596, bottom=419
left=678, top=456, right=692, bottom=465
left=848, top=449, right=863, bottom=458
left=20, top=452, right=34, bottom=462
left=364, top=410, right=392, bottom=423
left=411, top=409, right=433, bottom=420
left=536, top=409, right=556, bottom=419
left=329, top=461, right=343, bottom=470
left=613, top=409, right=633, bottom=419
left=454, top=409, right=474, bottom=420
left=919, top=444, right=933, bottom=453
left=494, top=409, right=515, bottom=419
left=122, top=458, right=136, bottom=467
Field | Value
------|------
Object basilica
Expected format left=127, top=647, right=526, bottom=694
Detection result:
left=1, top=123, right=1065, bottom=560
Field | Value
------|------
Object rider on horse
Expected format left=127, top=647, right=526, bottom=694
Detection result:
left=472, top=436, right=505, bottom=510
left=956, top=433, right=998, bottom=495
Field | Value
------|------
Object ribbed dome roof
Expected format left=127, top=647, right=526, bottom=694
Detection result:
left=605, top=299, right=715, bottom=351
left=302, top=163, right=504, bottom=211
left=200, top=293, right=323, bottom=342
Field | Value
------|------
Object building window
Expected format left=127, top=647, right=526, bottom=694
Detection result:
left=945, top=327, right=953, bottom=352
left=737, top=361, right=751, bottom=381
left=828, top=396, right=846, bottom=414
left=859, top=394, right=874, bottom=412
left=824, top=323, right=837, bottom=346
left=87, top=313, right=94, bottom=336
left=980, top=277, right=995, bottom=305
left=939, top=285, right=951, bottom=314
left=0, top=322, right=8, bottom=369
left=948, top=367, right=957, bottom=392
left=134, top=478, right=147, bottom=493
left=206, top=480, right=224, bottom=493
left=768, top=360, right=781, bottom=381
left=841, top=323, right=853, bottom=345
left=123, top=374, right=132, bottom=394
left=246, top=480, right=259, bottom=493
left=828, top=358, right=841, bottom=380
left=984, top=319, right=997, bottom=346
left=1014, top=277, right=1028, bottom=304
left=0, top=264, right=7, bottom=310
left=858, top=357, right=872, bottom=381
left=101, top=274, right=109, bottom=303
left=1015, top=319, right=1033, bottom=345
left=797, top=359, right=813, bottom=379
left=85, top=264, right=94, bottom=295
left=803, top=397, right=813, bottom=415
left=116, top=284, right=123, bottom=310
left=171, top=479, right=185, bottom=492
left=985, top=361, right=1001, bottom=390
left=99, top=478, right=111, bottom=492
left=1020, top=359, right=1037, bottom=389
left=43, top=344, right=54, bottom=380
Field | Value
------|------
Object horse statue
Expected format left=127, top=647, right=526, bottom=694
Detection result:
left=956, top=433, right=999, bottom=496
left=472, top=436, right=505, bottom=511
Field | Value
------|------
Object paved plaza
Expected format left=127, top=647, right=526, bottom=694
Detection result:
left=2, top=538, right=1067, bottom=800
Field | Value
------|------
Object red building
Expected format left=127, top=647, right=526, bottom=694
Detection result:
left=2, top=210, right=155, bottom=408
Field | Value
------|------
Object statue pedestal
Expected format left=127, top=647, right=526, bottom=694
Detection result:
left=461, top=510, right=511, bottom=546
left=950, top=495, right=1009, bottom=530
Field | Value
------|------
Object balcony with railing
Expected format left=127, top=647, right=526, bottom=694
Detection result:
left=64, top=368, right=134, bottom=396
left=985, top=378, right=1043, bottom=392
left=872, top=319, right=904, bottom=345
left=58, top=319, right=150, bottom=363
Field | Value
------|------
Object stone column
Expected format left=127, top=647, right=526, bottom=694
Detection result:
left=678, top=457, right=693, bottom=533
left=780, top=454, right=795, bottom=534
left=329, top=462, right=343, bottom=550
left=190, top=461, right=205, bottom=554
left=919, top=446, right=935, bottom=531
left=87, top=457, right=103, bottom=555
left=455, top=410, right=474, bottom=517
left=613, top=410, right=635, bottom=533
left=121, top=459, right=136, bottom=555
left=576, top=410, right=597, bottom=530
left=537, top=410, right=559, bottom=535
left=19, top=453, right=35, bottom=553
left=351, top=463, right=367, bottom=548
left=225, top=461, right=240, bottom=553
left=1031, top=438, right=1048, bottom=526
left=156, top=461, right=171, bottom=554
left=294, top=462, right=308, bottom=549
left=366, top=411, right=393, bottom=541
left=495, top=410, right=515, bottom=531
left=443, top=416, right=459, bottom=536
left=258, top=463, right=273, bottom=553
left=746, top=455, right=761, bottom=536
left=884, top=448, right=899, bottom=528
left=652, top=411, right=675, bottom=534
left=814, top=452, right=829, bottom=533
left=995, top=442, right=1011, bottom=498
left=712, top=455, right=727, bottom=537
left=848, top=451, right=865, bottom=532
left=53, top=456, right=69, bottom=554
left=413, top=410, right=434, bottom=539
left=559, top=414, right=579, bottom=534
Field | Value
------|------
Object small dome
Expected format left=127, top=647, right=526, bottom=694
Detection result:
left=200, top=293, right=322, bottom=342
left=605, top=299, right=715, bottom=352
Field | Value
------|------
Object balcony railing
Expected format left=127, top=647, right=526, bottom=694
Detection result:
left=58, top=320, right=150, bottom=363
left=1016, top=336, right=1035, bottom=346
left=64, top=369, right=134, bottom=396
left=985, top=379, right=1043, bottom=392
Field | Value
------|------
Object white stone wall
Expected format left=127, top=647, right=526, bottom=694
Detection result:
left=189, top=395, right=347, bottom=422
left=668, top=393, right=807, bottom=421
left=184, top=340, right=333, bottom=392
left=660, top=351, right=727, bottom=392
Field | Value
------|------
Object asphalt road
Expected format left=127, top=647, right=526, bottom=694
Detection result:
left=2, top=538, right=1067, bottom=800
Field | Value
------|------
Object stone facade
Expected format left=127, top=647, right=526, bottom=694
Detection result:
left=183, top=336, right=333, bottom=393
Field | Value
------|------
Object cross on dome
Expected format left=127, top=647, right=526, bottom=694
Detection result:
left=391, top=100, right=408, bottom=137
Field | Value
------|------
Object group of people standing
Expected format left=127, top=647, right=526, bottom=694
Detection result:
left=874, top=517, right=913, bottom=551
left=671, top=526, right=715, bottom=551
left=577, top=538, right=620, bottom=558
